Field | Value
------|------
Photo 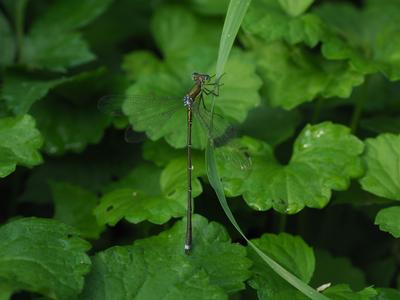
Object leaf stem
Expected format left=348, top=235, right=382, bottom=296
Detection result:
left=276, top=213, right=287, bottom=233
left=311, top=98, right=323, bottom=124
left=350, top=76, right=370, bottom=133
left=350, top=96, right=365, bottom=133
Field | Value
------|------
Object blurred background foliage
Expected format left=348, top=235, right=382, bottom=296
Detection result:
left=1, top=0, right=400, bottom=299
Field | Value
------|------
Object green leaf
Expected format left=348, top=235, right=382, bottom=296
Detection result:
left=150, top=6, right=220, bottom=60
left=119, top=7, right=261, bottom=149
left=218, top=122, right=364, bottom=213
left=190, top=0, right=230, bottom=16
left=359, top=133, right=400, bottom=200
left=31, top=97, right=110, bottom=155
left=0, top=217, right=91, bottom=300
left=95, top=159, right=204, bottom=226
left=22, top=32, right=95, bottom=72
left=243, top=0, right=325, bottom=47
left=19, top=141, right=137, bottom=204
left=0, top=114, right=43, bottom=178
left=30, top=0, right=113, bottom=34
left=251, top=41, right=364, bottom=109
left=122, top=50, right=164, bottom=82
left=239, top=104, right=301, bottom=146
left=142, top=139, right=185, bottom=167
left=0, top=10, right=15, bottom=67
left=278, top=0, right=314, bottom=17
left=21, top=0, right=113, bottom=72
left=50, top=182, right=105, bottom=239
left=375, top=206, right=400, bottom=238
left=311, top=249, right=366, bottom=291
left=323, top=285, right=377, bottom=300
left=123, top=49, right=261, bottom=149
left=1, top=71, right=72, bottom=114
left=81, top=215, right=251, bottom=300
left=248, top=233, right=315, bottom=299
left=315, top=1, right=400, bottom=81
left=374, top=288, right=400, bottom=300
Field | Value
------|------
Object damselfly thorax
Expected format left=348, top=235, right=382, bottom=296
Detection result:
left=183, top=73, right=212, bottom=108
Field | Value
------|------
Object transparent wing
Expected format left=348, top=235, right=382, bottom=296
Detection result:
left=193, top=101, right=252, bottom=172
left=193, top=101, right=234, bottom=144
left=99, top=94, right=182, bottom=119
left=99, top=94, right=184, bottom=142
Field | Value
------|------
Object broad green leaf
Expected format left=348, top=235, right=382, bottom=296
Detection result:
left=22, top=32, right=95, bottom=72
left=374, top=288, right=400, bottom=300
left=83, top=0, right=152, bottom=59
left=248, top=233, right=315, bottom=299
left=243, top=0, right=325, bottom=47
left=30, top=0, right=113, bottom=34
left=323, top=285, right=377, bottom=300
left=123, top=49, right=261, bottom=149
left=0, top=114, right=43, bottom=178
left=311, top=249, right=366, bottom=291
left=0, top=11, right=15, bottom=67
left=81, top=215, right=252, bottom=300
left=31, top=97, right=110, bottom=155
left=142, top=139, right=185, bottom=167
left=361, top=116, right=400, bottom=135
left=0, top=217, right=91, bottom=300
left=21, top=0, right=113, bottom=72
left=0, top=283, right=13, bottom=300
left=150, top=6, right=220, bottom=60
left=1, top=71, right=72, bottom=114
left=375, top=206, right=400, bottom=238
left=218, top=122, right=364, bottom=213
left=239, top=104, right=301, bottom=146
left=119, top=7, right=261, bottom=149
left=95, top=159, right=204, bottom=226
left=50, top=182, right=105, bottom=239
left=189, top=0, right=229, bottom=16
left=122, top=50, right=164, bottom=82
left=278, top=0, right=314, bottom=17
left=315, top=1, right=400, bottom=81
left=19, top=141, right=136, bottom=204
left=251, top=41, right=364, bottom=109
left=359, top=133, right=400, bottom=200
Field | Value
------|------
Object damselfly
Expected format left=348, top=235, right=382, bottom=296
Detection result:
left=99, top=73, right=251, bottom=254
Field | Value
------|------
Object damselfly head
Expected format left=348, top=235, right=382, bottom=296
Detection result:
left=192, top=72, right=210, bottom=83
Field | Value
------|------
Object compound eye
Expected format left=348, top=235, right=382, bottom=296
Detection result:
left=192, top=72, right=199, bottom=80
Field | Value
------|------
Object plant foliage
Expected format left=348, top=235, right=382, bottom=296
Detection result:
left=1, top=0, right=400, bottom=299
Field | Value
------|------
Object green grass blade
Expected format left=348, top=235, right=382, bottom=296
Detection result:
left=205, top=145, right=330, bottom=300
left=215, top=0, right=251, bottom=78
